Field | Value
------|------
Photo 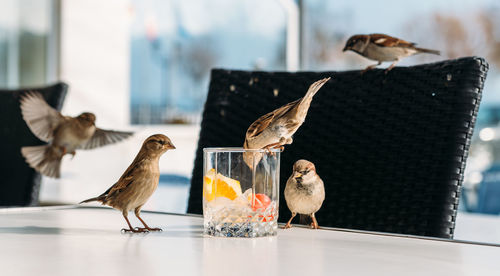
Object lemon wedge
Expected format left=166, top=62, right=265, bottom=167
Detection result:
left=203, top=169, right=242, bottom=201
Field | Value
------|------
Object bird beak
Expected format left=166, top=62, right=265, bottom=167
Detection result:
left=294, top=172, right=302, bottom=179
left=342, top=46, right=348, bottom=52
left=167, top=143, right=176, bottom=150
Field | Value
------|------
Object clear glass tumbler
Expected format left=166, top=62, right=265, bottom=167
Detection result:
left=203, top=147, right=280, bottom=237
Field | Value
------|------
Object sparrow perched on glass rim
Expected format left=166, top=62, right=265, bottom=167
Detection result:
left=19, top=91, right=133, bottom=178
left=242, top=77, right=331, bottom=168
left=343, top=33, right=440, bottom=73
left=284, top=159, right=325, bottom=229
left=80, top=134, right=175, bottom=233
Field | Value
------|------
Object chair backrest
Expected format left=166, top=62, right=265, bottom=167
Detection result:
left=0, top=82, right=68, bottom=206
left=188, top=57, right=488, bottom=238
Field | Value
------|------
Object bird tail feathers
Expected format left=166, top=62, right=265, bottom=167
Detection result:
left=80, top=185, right=112, bottom=204
left=301, top=77, right=331, bottom=104
left=21, top=145, right=62, bottom=178
left=299, top=214, right=312, bottom=226
left=415, top=47, right=440, bottom=55
left=80, top=197, right=101, bottom=204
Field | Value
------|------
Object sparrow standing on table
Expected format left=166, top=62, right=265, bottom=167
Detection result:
left=80, top=134, right=175, bottom=233
left=284, top=160, right=325, bottom=229
left=243, top=77, right=330, bottom=168
left=342, top=33, right=440, bottom=73
left=19, top=92, right=133, bottom=178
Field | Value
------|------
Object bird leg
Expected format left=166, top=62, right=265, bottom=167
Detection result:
left=135, top=208, right=162, bottom=232
left=283, top=212, right=297, bottom=229
left=361, top=61, right=381, bottom=74
left=58, top=146, right=76, bottom=159
left=59, top=146, right=67, bottom=156
left=385, top=59, right=399, bottom=74
left=264, top=142, right=281, bottom=150
left=264, top=143, right=279, bottom=156
left=310, top=213, right=319, bottom=229
left=121, top=212, right=148, bottom=233
left=265, top=138, right=286, bottom=156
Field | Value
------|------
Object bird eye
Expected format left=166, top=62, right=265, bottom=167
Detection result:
left=158, top=140, right=165, bottom=145
left=301, top=170, right=309, bottom=175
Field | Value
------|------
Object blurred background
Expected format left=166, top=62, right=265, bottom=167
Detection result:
left=1, top=0, right=500, bottom=243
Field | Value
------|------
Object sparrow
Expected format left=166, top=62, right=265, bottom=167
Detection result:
left=284, top=159, right=325, bottom=229
left=19, top=91, right=133, bottom=178
left=343, top=33, right=440, bottom=73
left=243, top=77, right=331, bottom=168
left=80, top=134, right=175, bottom=233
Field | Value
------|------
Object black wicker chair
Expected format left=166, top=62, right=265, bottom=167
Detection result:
left=188, top=57, right=488, bottom=239
left=0, top=82, right=68, bottom=206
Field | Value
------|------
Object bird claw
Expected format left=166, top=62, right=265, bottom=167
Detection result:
left=361, top=67, right=374, bottom=75
left=264, top=146, right=275, bottom=156
left=310, top=221, right=320, bottom=229
left=137, top=227, right=162, bottom=232
left=264, top=145, right=284, bottom=157
left=121, top=227, right=149, bottom=233
left=149, top=227, right=162, bottom=232
left=283, top=223, right=292, bottom=229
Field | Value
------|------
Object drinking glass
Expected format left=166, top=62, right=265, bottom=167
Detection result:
left=203, top=147, right=280, bottom=237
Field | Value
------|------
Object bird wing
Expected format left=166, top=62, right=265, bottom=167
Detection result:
left=106, top=175, right=134, bottom=199
left=101, top=162, right=138, bottom=200
left=105, top=156, right=155, bottom=201
left=245, top=99, right=300, bottom=140
left=370, top=33, right=416, bottom=48
left=77, top=128, right=133, bottom=150
left=20, top=91, right=65, bottom=142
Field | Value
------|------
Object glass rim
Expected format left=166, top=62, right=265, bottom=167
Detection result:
left=203, top=147, right=281, bottom=153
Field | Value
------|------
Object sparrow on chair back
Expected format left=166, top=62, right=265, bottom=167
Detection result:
left=343, top=33, right=440, bottom=73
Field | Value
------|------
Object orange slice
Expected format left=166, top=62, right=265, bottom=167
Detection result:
left=203, top=169, right=242, bottom=201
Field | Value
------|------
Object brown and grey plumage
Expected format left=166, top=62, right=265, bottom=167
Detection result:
left=343, top=33, right=440, bottom=73
left=242, top=77, right=331, bottom=168
left=284, top=159, right=325, bottom=229
left=80, top=134, right=175, bottom=233
left=19, top=91, right=133, bottom=178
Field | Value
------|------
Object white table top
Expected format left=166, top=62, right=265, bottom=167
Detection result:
left=1, top=206, right=499, bottom=276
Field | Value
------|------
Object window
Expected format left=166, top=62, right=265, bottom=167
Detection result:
left=0, top=0, right=58, bottom=88
left=130, top=0, right=287, bottom=124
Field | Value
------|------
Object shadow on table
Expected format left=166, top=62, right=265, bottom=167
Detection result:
left=0, top=226, right=117, bottom=235
left=139, top=224, right=204, bottom=238
left=0, top=225, right=205, bottom=238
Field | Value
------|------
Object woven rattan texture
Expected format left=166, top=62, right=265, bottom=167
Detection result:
left=188, top=57, right=488, bottom=238
left=0, top=83, right=68, bottom=206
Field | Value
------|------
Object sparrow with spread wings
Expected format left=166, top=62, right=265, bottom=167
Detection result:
left=19, top=91, right=133, bottom=178
left=343, top=33, right=440, bottom=73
